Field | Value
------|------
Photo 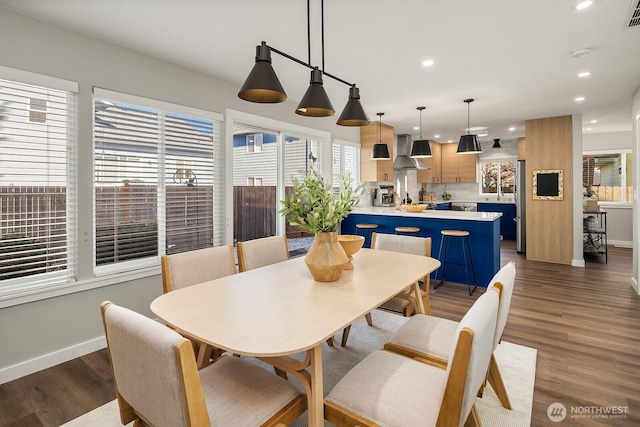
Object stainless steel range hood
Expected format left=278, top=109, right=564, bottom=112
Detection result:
left=393, top=134, right=430, bottom=170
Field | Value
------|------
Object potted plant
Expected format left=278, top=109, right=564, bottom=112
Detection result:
left=280, top=170, right=364, bottom=281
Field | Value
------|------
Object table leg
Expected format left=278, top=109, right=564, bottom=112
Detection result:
left=308, top=344, right=324, bottom=426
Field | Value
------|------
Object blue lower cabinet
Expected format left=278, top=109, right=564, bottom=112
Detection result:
left=477, top=203, right=516, bottom=240
left=341, top=212, right=500, bottom=288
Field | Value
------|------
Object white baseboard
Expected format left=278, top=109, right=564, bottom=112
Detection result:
left=632, top=277, right=639, bottom=295
left=571, top=258, right=586, bottom=267
left=0, top=336, right=106, bottom=385
left=608, top=239, right=633, bottom=247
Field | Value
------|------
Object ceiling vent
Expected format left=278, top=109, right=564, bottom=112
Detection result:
left=626, top=0, right=640, bottom=28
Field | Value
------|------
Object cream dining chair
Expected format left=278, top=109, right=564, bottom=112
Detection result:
left=340, top=232, right=432, bottom=347
left=161, top=245, right=236, bottom=368
left=236, top=235, right=290, bottom=272
left=384, top=261, right=517, bottom=409
left=324, top=288, right=500, bottom=427
left=100, top=301, right=307, bottom=427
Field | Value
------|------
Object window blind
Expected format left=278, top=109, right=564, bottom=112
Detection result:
left=93, top=89, right=224, bottom=270
left=0, top=78, right=76, bottom=288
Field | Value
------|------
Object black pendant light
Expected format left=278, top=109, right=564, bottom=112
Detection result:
left=337, top=85, right=371, bottom=126
left=296, top=67, right=335, bottom=117
left=371, top=112, right=390, bottom=160
left=457, top=98, right=482, bottom=154
left=410, top=106, right=432, bottom=158
left=238, top=1, right=370, bottom=126
left=492, top=138, right=501, bottom=148
left=238, top=42, right=287, bottom=103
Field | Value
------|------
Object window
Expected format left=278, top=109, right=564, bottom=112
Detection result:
left=246, top=133, right=263, bottom=153
left=583, top=152, right=633, bottom=202
left=0, top=76, right=77, bottom=290
left=480, top=161, right=516, bottom=195
left=332, top=141, right=360, bottom=195
left=93, top=88, right=224, bottom=272
left=247, top=177, right=263, bottom=186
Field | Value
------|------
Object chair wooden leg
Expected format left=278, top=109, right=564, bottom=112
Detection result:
left=487, top=353, right=512, bottom=409
left=365, top=312, right=373, bottom=326
left=341, top=325, right=352, bottom=347
left=464, top=403, right=482, bottom=427
left=326, top=336, right=334, bottom=347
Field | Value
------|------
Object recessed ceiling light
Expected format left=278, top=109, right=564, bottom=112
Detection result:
left=574, top=1, right=593, bottom=11
left=590, top=119, right=597, bottom=124
left=584, top=127, right=592, bottom=131
left=571, top=48, right=592, bottom=58
left=578, top=71, right=591, bottom=78
left=434, top=134, right=440, bottom=138
left=422, top=59, right=435, bottom=67
left=478, top=132, right=489, bottom=137
left=575, top=96, right=586, bottom=102
left=413, top=126, right=419, bottom=130
left=447, top=140, right=454, bottom=143
left=508, top=127, right=515, bottom=131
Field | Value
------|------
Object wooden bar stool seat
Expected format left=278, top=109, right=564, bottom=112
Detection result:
left=355, top=223, right=378, bottom=248
left=395, top=226, right=420, bottom=235
left=434, top=229, right=477, bottom=295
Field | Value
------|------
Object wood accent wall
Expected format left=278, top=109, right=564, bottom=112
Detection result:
left=525, top=116, right=574, bottom=264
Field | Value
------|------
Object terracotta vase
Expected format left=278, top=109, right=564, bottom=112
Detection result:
left=305, top=231, right=349, bottom=282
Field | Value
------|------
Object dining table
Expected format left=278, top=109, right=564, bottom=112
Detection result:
left=150, top=247, right=441, bottom=426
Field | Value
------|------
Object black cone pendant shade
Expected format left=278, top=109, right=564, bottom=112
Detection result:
left=492, top=138, right=501, bottom=148
left=457, top=98, right=482, bottom=154
left=337, top=85, right=371, bottom=126
left=296, top=68, right=335, bottom=117
left=238, top=42, right=287, bottom=103
left=410, top=106, right=432, bottom=158
left=371, top=112, right=390, bottom=160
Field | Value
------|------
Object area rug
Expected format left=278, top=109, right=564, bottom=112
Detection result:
left=63, top=310, right=536, bottom=427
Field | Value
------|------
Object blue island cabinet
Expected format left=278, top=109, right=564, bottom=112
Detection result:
left=477, top=203, right=516, bottom=241
left=341, top=211, right=500, bottom=288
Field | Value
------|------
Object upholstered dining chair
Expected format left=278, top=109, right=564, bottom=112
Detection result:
left=384, top=261, right=517, bottom=409
left=161, top=245, right=237, bottom=368
left=340, top=232, right=432, bottom=347
left=373, top=232, right=433, bottom=316
left=237, top=235, right=290, bottom=272
left=324, top=288, right=499, bottom=427
left=100, top=301, right=307, bottom=427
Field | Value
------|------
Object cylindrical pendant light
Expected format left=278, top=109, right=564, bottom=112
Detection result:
left=457, top=98, right=482, bottom=154
left=371, top=112, right=390, bottom=160
left=337, top=85, right=371, bottom=126
left=296, top=67, right=335, bottom=117
left=238, top=42, right=287, bottom=103
left=410, top=106, right=432, bottom=158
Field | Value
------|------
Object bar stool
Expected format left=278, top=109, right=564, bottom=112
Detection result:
left=434, top=229, right=477, bottom=295
left=355, top=223, right=378, bottom=248
left=395, top=226, right=420, bottom=236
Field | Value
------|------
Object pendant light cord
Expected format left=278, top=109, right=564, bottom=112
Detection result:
left=321, top=0, right=325, bottom=71
left=467, top=102, right=470, bottom=134
left=420, top=109, right=423, bottom=139
left=307, top=0, right=311, bottom=64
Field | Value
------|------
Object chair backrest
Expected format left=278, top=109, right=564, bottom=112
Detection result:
left=100, top=301, right=209, bottom=427
left=487, top=261, right=516, bottom=350
left=437, top=288, right=499, bottom=427
left=237, top=235, right=289, bottom=272
left=372, top=232, right=432, bottom=285
left=161, top=245, right=236, bottom=293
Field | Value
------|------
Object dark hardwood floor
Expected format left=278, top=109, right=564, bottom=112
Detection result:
left=0, top=241, right=638, bottom=426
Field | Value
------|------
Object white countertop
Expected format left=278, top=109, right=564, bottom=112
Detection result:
left=351, top=206, right=502, bottom=221
left=419, top=198, right=515, bottom=205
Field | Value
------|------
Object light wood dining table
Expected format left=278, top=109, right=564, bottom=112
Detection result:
left=150, top=247, right=440, bottom=426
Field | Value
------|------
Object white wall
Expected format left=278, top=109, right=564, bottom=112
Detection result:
left=632, top=89, right=640, bottom=294
left=0, top=8, right=359, bottom=383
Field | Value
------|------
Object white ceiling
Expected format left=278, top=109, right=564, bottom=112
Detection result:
left=2, top=0, right=640, bottom=143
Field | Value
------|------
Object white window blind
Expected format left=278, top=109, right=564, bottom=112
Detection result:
left=332, top=141, right=359, bottom=195
left=0, top=78, right=76, bottom=290
left=93, top=89, right=223, bottom=271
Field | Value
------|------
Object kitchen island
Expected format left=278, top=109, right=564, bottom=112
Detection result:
left=341, top=206, right=502, bottom=288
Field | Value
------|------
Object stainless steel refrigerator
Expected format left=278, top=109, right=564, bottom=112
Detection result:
left=515, top=160, right=526, bottom=253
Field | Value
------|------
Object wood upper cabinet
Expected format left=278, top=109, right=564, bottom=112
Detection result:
left=416, top=141, right=442, bottom=183
left=360, top=122, right=393, bottom=182
left=440, top=142, right=478, bottom=183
